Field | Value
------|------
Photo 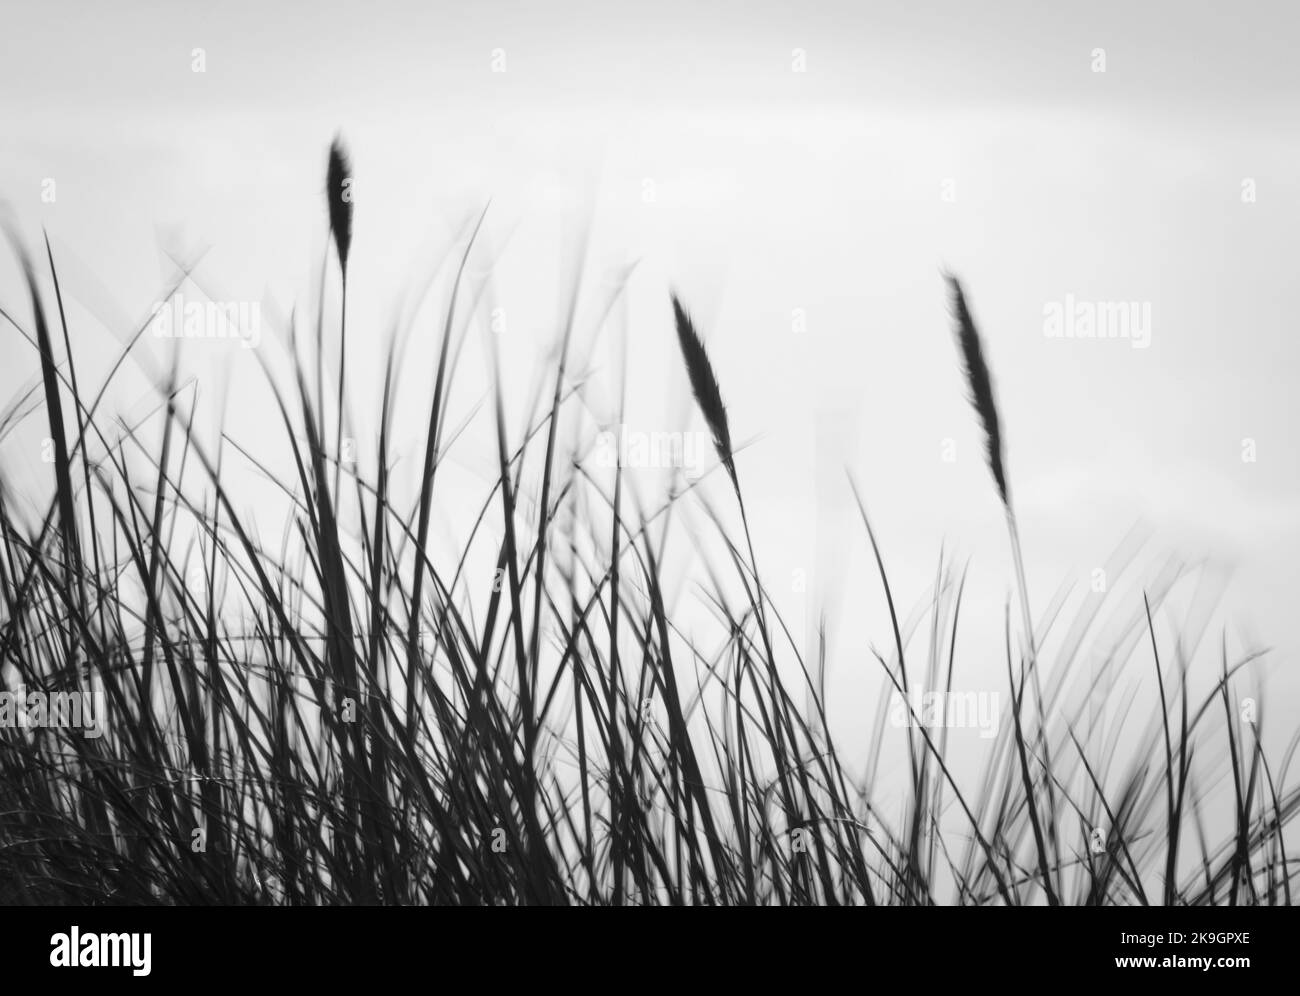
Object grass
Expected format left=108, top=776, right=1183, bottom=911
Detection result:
left=0, top=140, right=1296, bottom=905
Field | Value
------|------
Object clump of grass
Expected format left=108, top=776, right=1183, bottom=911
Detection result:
left=0, top=143, right=1295, bottom=905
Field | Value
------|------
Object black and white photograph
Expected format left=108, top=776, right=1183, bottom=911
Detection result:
left=0, top=0, right=1293, bottom=972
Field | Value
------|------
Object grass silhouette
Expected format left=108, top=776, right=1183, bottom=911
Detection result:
left=0, top=141, right=1295, bottom=905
